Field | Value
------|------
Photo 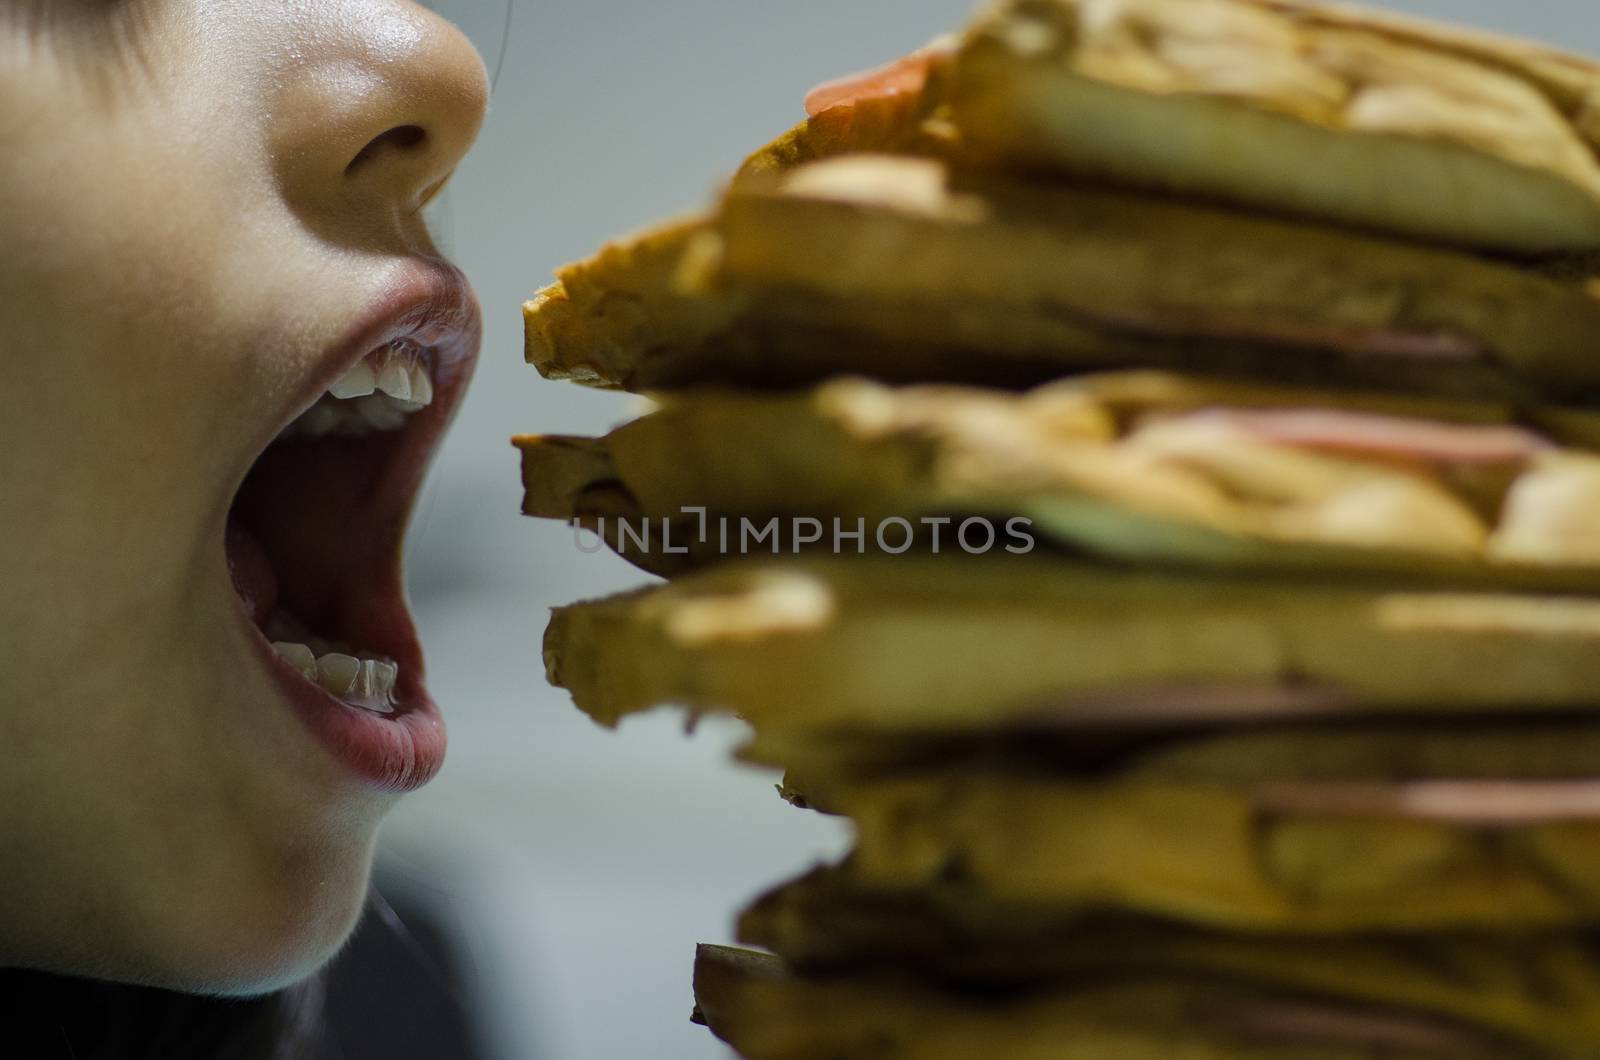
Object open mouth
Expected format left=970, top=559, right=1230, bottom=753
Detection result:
left=224, top=270, right=479, bottom=790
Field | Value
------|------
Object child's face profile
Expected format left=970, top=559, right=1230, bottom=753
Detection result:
left=0, top=2, right=487, bottom=994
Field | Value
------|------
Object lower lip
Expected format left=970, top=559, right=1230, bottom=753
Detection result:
left=242, top=611, right=448, bottom=793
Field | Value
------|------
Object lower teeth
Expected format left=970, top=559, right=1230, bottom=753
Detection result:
left=266, top=613, right=399, bottom=714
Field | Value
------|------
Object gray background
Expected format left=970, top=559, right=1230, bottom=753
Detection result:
left=393, top=2, right=1598, bottom=1056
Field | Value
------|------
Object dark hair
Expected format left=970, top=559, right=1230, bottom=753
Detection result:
left=3, top=970, right=326, bottom=1060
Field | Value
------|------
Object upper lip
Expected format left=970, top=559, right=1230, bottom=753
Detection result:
left=282, top=257, right=482, bottom=436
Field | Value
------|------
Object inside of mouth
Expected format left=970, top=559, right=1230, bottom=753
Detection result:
left=226, top=339, right=437, bottom=715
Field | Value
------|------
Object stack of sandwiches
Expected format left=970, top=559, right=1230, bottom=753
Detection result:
left=516, top=0, right=1600, bottom=1055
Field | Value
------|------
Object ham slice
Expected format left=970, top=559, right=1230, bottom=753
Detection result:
left=803, top=38, right=956, bottom=117
left=1213, top=996, right=1506, bottom=1055
left=1177, top=407, right=1552, bottom=465
left=1024, top=681, right=1352, bottom=727
left=1254, top=778, right=1600, bottom=823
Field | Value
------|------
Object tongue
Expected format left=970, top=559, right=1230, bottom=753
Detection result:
left=226, top=518, right=280, bottom=626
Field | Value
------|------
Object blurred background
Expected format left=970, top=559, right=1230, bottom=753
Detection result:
left=376, top=2, right=1600, bottom=1057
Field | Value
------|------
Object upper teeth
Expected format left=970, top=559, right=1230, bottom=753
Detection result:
left=278, top=340, right=435, bottom=441
left=328, top=359, right=377, bottom=400
left=376, top=357, right=412, bottom=402
left=408, top=363, right=433, bottom=405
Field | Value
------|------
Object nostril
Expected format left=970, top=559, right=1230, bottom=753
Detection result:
left=345, top=124, right=428, bottom=177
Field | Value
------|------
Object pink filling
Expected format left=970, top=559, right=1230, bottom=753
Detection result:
left=1255, top=778, right=1600, bottom=823
left=1178, top=407, right=1552, bottom=465
left=803, top=43, right=954, bottom=117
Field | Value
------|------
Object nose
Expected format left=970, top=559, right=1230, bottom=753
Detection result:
left=269, top=2, right=489, bottom=235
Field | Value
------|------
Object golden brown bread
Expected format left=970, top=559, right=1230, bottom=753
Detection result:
left=738, top=863, right=1600, bottom=1050
left=758, top=720, right=1600, bottom=935
left=528, top=155, right=1600, bottom=398
left=805, top=770, right=1600, bottom=933
left=950, top=0, right=1600, bottom=252
left=543, top=555, right=1600, bottom=735
left=692, top=943, right=1540, bottom=1059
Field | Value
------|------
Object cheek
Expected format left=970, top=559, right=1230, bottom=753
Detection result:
left=2, top=156, right=270, bottom=570
left=0, top=79, right=287, bottom=486
left=0, top=116, right=318, bottom=683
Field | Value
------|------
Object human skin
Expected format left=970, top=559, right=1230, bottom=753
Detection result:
left=0, top=1, right=487, bottom=995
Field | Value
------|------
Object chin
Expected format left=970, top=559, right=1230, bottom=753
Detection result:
left=88, top=824, right=383, bottom=999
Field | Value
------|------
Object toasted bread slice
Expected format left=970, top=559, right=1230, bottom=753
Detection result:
left=740, top=864, right=1600, bottom=1048
left=950, top=0, right=1600, bottom=252
left=767, top=721, right=1600, bottom=935
left=692, top=944, right=1526, bottom=1059
left=517, top=372, right=1600, bottom=586
left=543, top=555, right=1600, bottom=734
left=523, top=215, right=725, bottom=390
left=529, top=156, right=1600, bottom=398
left=801, top=769, right=1600, bottom=934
